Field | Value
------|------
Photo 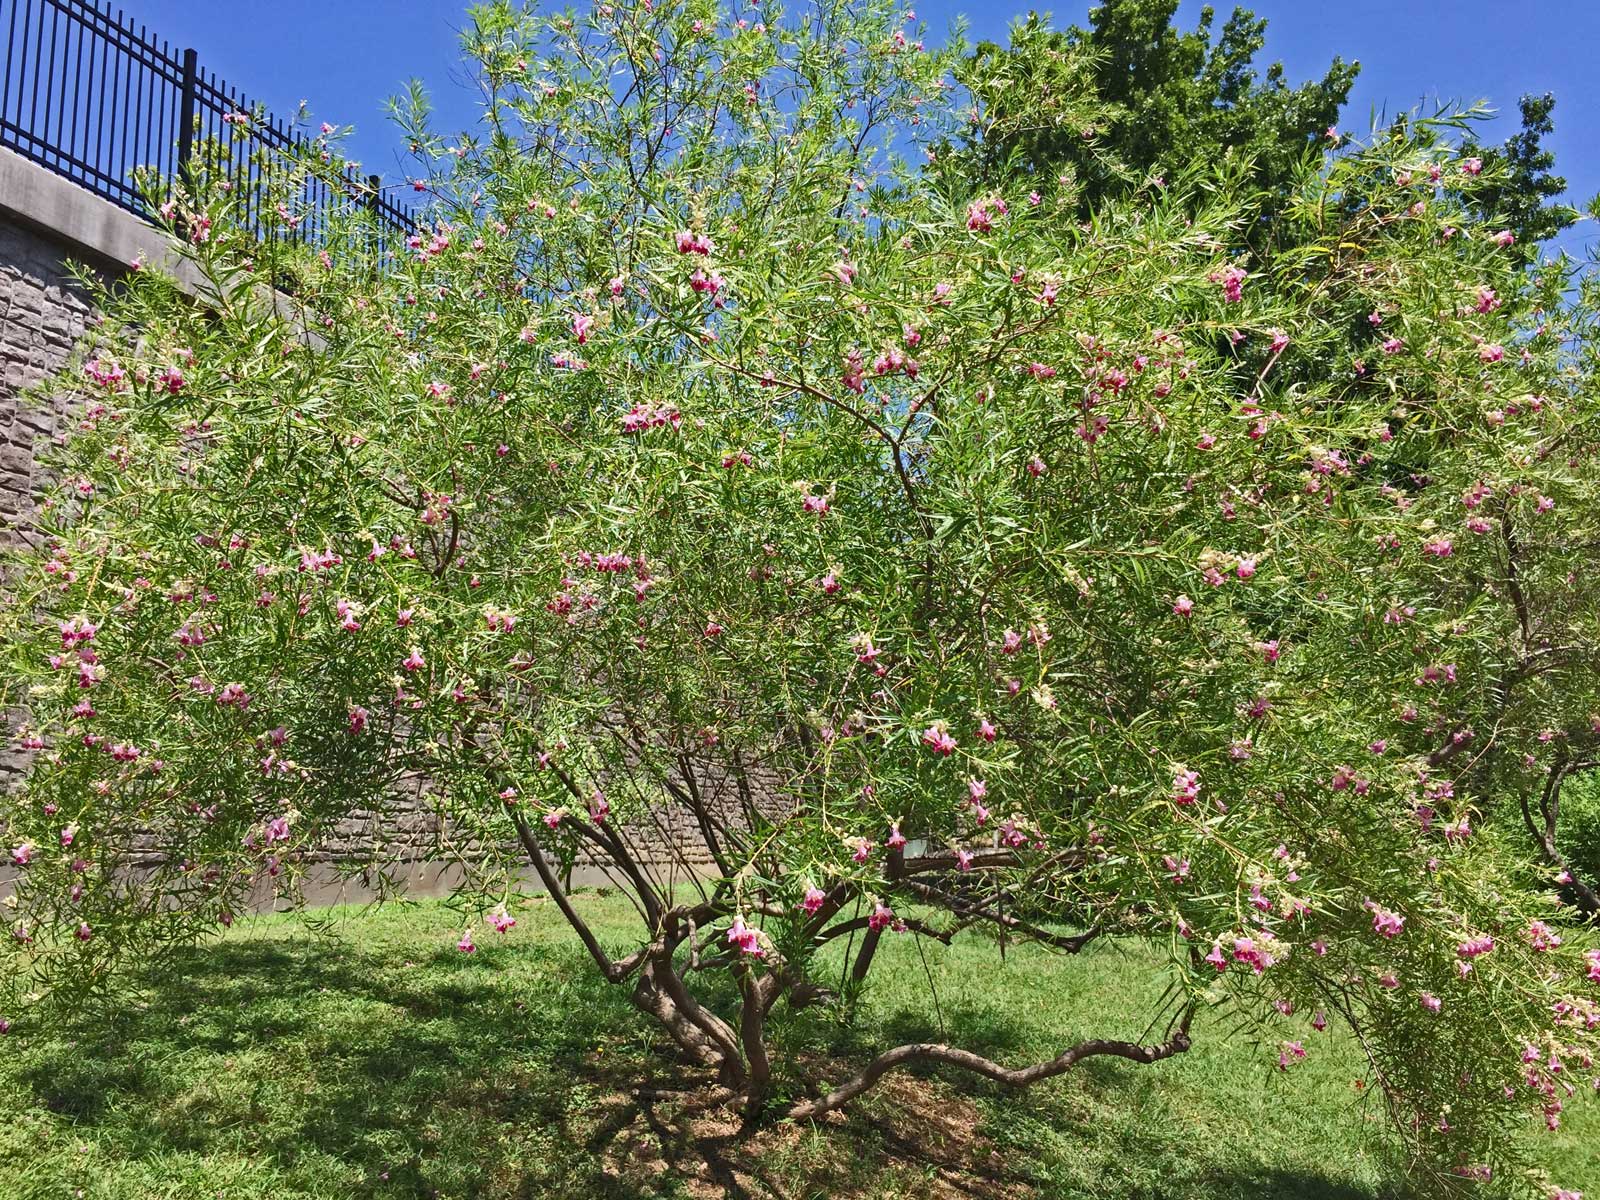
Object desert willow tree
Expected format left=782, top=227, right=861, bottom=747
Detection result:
left=3, top=0, right=1599, bottom=1191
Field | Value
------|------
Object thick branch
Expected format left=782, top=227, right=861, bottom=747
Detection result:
left=511, top=811, right=621, bottom=980
left=785, top=1012, right=1195, bottom=1121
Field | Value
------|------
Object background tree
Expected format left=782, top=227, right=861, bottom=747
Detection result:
left=2, top=1, right=1598, bottom=1194
left=954, top=3, right=1581, bottom=265
left=1459, top=92, right=1579, bottom=267
left=952, top=1, right=1357, bottom=228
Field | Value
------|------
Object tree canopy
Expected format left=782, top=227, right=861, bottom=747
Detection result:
left=2, top=1, right=1598, bottom=1195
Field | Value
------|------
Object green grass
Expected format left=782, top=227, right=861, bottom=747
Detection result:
left=0, top=894, right=1594, bottom=1199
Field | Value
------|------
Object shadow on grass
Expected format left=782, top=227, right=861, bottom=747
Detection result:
left=7, top=928, right=1388, bottom=1200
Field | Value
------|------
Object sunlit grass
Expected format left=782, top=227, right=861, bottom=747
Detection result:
left=0, top=893, right=1594, bottom=1198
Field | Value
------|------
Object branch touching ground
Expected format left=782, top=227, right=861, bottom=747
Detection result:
left=784, top=1011, right=1195, bottom=1121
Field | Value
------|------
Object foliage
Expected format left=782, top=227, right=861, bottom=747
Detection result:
left=951, top=4, right=1581, bottom=263
left=3, top=1, right=1600, bottom=1194
left=950, top=0, right=1356, bottom=230
left=1459, top=93, right=1580, bottom=267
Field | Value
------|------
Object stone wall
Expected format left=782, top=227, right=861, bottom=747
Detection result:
left=0, top=150, right=753, bottom=904
left=0, top=213, right=103, bottom=800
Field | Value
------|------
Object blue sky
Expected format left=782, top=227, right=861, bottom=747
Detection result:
left=124, top=0, right=1600, bottom=258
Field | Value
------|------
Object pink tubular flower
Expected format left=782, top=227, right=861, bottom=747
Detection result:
left=1171, top=767, right=1200, bottom=806
left=1419, top=993, right=1442, bottom=1014
left=726, top=914, right=764, bottom=957
left=457, top=928, right=476, bottom=953
left=921, top=724, right=956, bottom=755
left=801, top=886, right=826, bottom=916
left=401, top=647, right=426, bottom=672
left=9, top=844, right=33, bottom=867
left=571, top=312, right=594, bottom=343
left=1365, top=901, right=1404, bottom=938
left=976, top=718, right=997, bottom=743
left=1172, top=594, right=1194, bottom=617
left=1527, top=920, right=1562, bottom=952
left=1210, top=264, right=1247, bottom=303
left=487, top=906, right=516, bottom=934
left=867, top=901, right=896, bottom=931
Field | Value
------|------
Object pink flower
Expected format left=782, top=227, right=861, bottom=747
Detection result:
left=1267, top=328, right=1289, bottom=354
left=571, top=312, right=594, bottom=344
left=1492, top=230, right=1515, bottom=248
left=1235, top=557, right=1257, bottom=580
left=801, top=886, right=826, bottom=916
left=9, top=844, right=33, bottom=866
left=1457, top=934, right=1495, bottom=960
left=1365, top=901, right=1404, bottom=938
left=457, top=928, right=476, bottom=953
left=1277, top=1040, right=1307, bottom=1071
left=1172, top=594, right=1194, bottom=617
left=1478, top=342, right=1505, bottom=363
left=348, top=705, right=369, bottom=735
left=886, top=824, right=907, bottom=850
left=1210, top=264, right=1247, bottom=303
left=921, top=724, right=956, bottom=755
left=487, top=907, right=516, bottom=934
left=867, top=902, right=896, bottom=931
left=726, top=914, right=765, bottom=957
left=1381, top=337, right=1404, bottom=355
left=674, top=229, right=713, bottom=255
left=976, top=718, right=997, bottom=742
left=1311, top=1010, right=1328, bottom=1031
left=1461, top=157, right=1483, bottom=176
left=801, top=493, right=829, bottom=515
left=1419, top=992, right=1442, bottom=1014
left=1527, top=920, right=1562, bottom=951
left=1171, top=767, right=1200, bottom=806
left=401, top=647, right=426, bottom=671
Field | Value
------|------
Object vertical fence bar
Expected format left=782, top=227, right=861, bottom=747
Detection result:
left=176, top=43, right=195, bottom=177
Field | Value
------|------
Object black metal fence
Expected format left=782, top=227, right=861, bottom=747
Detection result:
left=0, top=0, right=418, bottom=250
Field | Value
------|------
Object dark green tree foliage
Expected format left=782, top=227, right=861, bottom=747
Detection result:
left=956, top=1, right=1356, bottom=220
left=1460, top=93, right=1578, bottom=266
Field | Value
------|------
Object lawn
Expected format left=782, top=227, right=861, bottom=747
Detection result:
left=0, top=893, right=1594, bottom=1199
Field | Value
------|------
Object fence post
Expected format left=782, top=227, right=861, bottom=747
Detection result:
left=177, top=47, right=198, bottom=175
